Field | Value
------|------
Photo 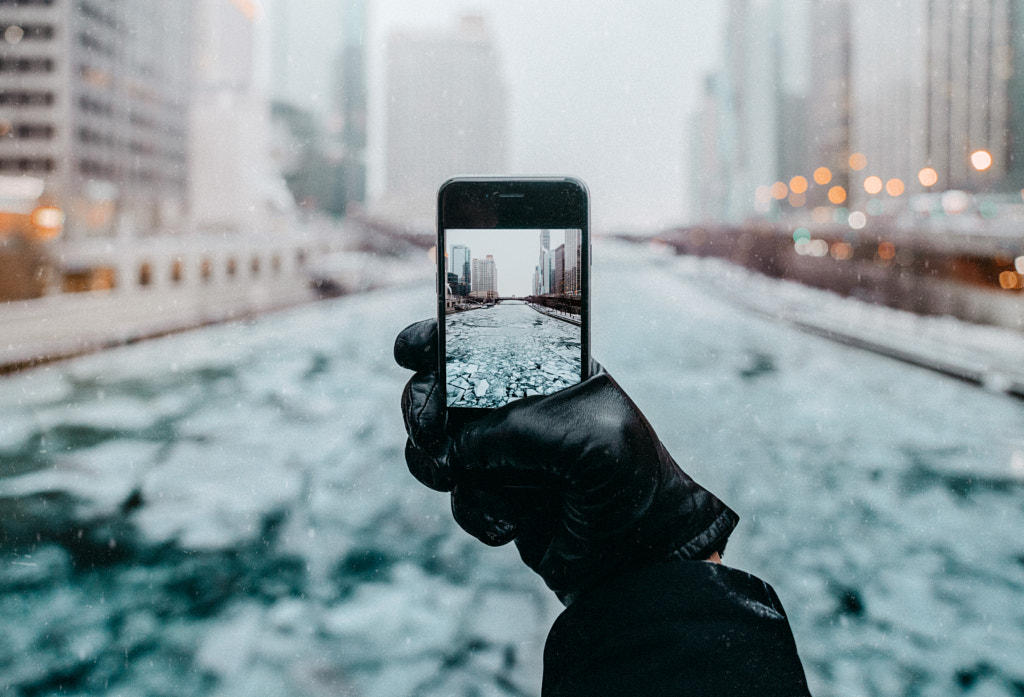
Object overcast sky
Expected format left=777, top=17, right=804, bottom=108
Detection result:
left=261, top=1, right=726, bottom=231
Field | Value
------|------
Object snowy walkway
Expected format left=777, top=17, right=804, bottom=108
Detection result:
left=674, top=254, right=1024, bottom=399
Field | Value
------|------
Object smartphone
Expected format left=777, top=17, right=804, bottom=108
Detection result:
left=437, top=177, right=591, bottom=427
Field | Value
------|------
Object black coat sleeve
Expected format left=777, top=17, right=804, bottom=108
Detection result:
left=542, top=560, right=811, bottom=697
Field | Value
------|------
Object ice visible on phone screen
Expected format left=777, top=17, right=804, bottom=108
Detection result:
left=444, top=229, right=583, bottom=408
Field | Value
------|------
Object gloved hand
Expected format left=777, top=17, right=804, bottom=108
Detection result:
left=395, top=318, right=739, bottom=605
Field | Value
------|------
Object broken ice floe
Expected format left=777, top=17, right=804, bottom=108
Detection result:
left=445, top=303, right=582, bottom=408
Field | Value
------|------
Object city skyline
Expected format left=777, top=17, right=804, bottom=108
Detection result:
left=689, top=0, right=1024, bottom=223
left=262, top=0, right=726, bottom=229
left=447, top=229, right=570, bottom=298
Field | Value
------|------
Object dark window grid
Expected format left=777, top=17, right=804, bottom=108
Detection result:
left=0, top=157, right=55, bottom=172
left=12, top=123, right=55, bottom=139
left=0, top=24, right=55, bottom=40
left=0, top=91, right=55, bottom=107
left=0, top=57, right=55, bottom=72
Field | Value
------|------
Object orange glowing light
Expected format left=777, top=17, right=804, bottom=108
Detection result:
left=863, top=176, right=883, bottom=195
left=813, top=167, right=832, bottom=185
left=849, top=153, right=867, bottom=171
left=827, top=186, right=847, bottom=204
left=770, top=182, right=789, bottom=200
left=789, top=176, right=808, bottom=194
left=878, top=241, right=896, bottom=260
left=999, top=271, right=1021, bottom=290
left=886, top=178, right=905, bottom=196
left=830, top=242, right=854, bottom=260
left=30, top=206, right=64, bottom=239
left=970, top=149, right=993, bottom=171
left=919, top=167, right=939, bottom=187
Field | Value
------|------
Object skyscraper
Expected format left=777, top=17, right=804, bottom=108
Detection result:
left=326, top=0, right=367, bottom=216
left=536, top=229, right=552, bottom=295
left=554, top=244, right=565, bottom=295
left=564, top=229, right=582, bottom=297
left=0, top=2, right=192, bottom=238
left=450, top=243, right=471, bottom=295
left=385, top=15, right=507, bottom=204
left=471, top=254, right=497, bottom=299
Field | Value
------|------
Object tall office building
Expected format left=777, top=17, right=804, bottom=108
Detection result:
left=470, top=254, right=497, bottom=299
left=0, top=1, right=192, bottom=238
left=190, top=0, right=281, bottom=232
left=326, top=0, right=367, bottom=216
left=554, top=244, right=565, bottom=295
left=564, top=229, right=581, bottom=297
left=535, top=229, right=552, bottom=295
left=450, top=243, right=471, bottom=284
left=385, top=14, right=507, bottom=203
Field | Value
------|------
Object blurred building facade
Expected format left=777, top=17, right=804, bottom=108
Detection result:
left=0, top=1, right=192, bottom=239
left=190, top=0, right=296, bottom=233
left=384, top=15, right=507, bottom=210
left=691, top=0, right=1024, bottom=222
left=266, top=0, right=367, bottom=217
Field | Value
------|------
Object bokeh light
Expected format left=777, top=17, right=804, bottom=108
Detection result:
left=919, top=167, right=939, bottom=187
left=863, top=176, right=883, bottom=195
left=828, top=186, right=847, bottom=204
left=793, top=227, right=811, bottom=242
left=848, top=211, right=867, bottom=229
left=849, top=153, right=867, bottom=170
left=788, top=192, right=806, bottom=207
left=970, top=149, right=993, bottom=171
left=808, top=239, right=829, bottom=257
left=831, top=242, right=854, bottom=260
left=755, top=185, right=772, bottom=204
left=878, top=241, right=896, bottom=260
left=813, top=167, right=832, bottom=185
left=789, top=176, right=808, bottom=194
left=998, top=271, right=1021, bottom=290
left=811, top=206, right=832, bottom=224
left=770, top=182, right=789, bottom=200
left=886, top=178, right=905, bottom=196
left=1015, top=256, right=1024, bottom=274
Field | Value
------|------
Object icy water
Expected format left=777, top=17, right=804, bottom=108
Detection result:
left=445, top=301, right=582, bottom=408
left=2, top=241, right=1023, bottom=697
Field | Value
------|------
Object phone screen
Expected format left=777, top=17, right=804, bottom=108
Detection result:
left=443, top=228, right=584, bottom=408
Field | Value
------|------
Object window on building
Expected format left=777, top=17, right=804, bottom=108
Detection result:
left=0, top=91, right=54, bottom=107
left=13, top=123, right=55, bottom=139
left=0, top=57, right=55, bottom=72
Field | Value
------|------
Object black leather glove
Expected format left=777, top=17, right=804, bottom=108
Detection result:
left=395, top=318, right=739, bottom=605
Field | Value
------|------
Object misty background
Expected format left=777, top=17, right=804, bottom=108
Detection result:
left=264, top=0, right=725, bottom=230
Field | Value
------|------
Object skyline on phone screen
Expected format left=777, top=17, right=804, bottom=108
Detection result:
left=444, top=228, right=583, bottom=408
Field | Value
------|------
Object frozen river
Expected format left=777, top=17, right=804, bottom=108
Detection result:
left=1, top=241, right=1023, bottom=696
left=445, top=301, right=582, bottom=408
